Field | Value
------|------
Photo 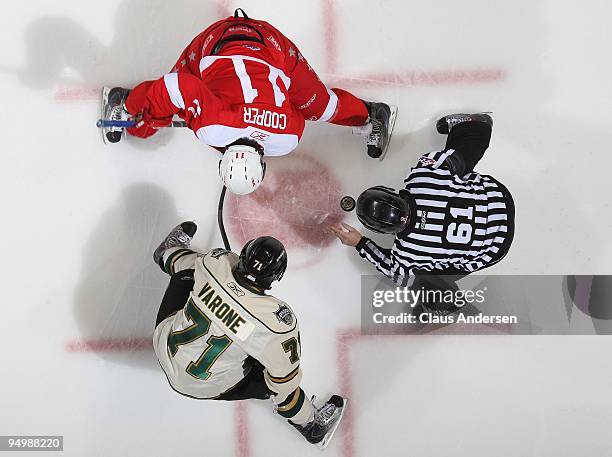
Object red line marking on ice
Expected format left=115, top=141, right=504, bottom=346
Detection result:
left=54, top=86, right=99, bottom=102
left=323, top=0, right=337, bottom=74
left=336, top=323, right=513, bottom=457
left=52, top=67, right=506, bottom=102
left=330, top=68, right=507, bottom=87
left=65, top=337, right=151, bottom=352
left=235, top=402, right=250, bottom=457
left=337, top=330, right=359, bottom=457
left=226, top=154, right=345, bottom=268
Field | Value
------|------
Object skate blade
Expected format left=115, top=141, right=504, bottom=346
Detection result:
left=317, top=398, right=348, bottom=451
left=377, top=105, right=398, bottom=162
left=100, top=86, right=110, bottom=145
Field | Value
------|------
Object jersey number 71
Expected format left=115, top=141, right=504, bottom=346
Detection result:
left=167, top=299, right=233, bottom=381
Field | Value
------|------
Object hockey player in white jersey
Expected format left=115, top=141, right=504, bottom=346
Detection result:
left=151, top=222, right=346, bottom=449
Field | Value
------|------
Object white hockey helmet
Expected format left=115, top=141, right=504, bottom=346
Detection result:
left=219, top=144, right=266, bottom=195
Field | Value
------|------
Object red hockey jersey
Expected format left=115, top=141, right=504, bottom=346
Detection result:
left=125, top=16, right=365, bottom=156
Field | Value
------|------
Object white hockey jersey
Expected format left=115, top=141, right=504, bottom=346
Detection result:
left=153, top=248, right=302, bottom=401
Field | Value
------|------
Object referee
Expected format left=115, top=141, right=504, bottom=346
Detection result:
left=331, top=113, right=515, bottom=293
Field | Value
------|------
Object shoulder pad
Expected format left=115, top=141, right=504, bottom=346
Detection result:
left=247, top=298, right=298, bottom=334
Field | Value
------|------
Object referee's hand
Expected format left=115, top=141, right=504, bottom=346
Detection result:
left=330, top=222, right=363, bottom=247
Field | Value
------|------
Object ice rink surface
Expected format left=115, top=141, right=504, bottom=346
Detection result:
left=1, top=0, right=612, bottom=455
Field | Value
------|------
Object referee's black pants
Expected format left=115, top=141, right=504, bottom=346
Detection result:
left=444, top=120, right=492, bottom=173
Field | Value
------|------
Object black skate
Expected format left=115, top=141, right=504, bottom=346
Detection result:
left=153, top=222, right=198, bottom=269
left=290, top=395, right=348, bottom=450
left=101, top=86, right=131, bottom=144
left=362, top=101, right=398, bottom=160
left=436, top=113, right=493, bottom=134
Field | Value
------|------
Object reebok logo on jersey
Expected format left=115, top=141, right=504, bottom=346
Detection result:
left=274, top=304, right=294, bottom=326
left=419, top=211, right=428, bottom=229
left=198, top=282, right=253, bottom=340
left=227, top=282, right=245, bottom=297
left=250, top=131, right=270, bottom=141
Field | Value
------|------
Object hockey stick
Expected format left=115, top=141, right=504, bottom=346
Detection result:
left=217, top=186, right=231, bottom=251
left=95, top=119, right=188, bottom=128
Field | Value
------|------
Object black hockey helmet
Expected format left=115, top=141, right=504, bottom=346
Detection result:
left=233, top=236, right=287, bottom=290
left=356, top=186, right=412, bottom=234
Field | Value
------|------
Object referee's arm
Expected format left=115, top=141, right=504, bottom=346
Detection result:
left=331, top=223, right=417, bottom=285
left=356, top=237, right=417, bottom=285
left=355, top=237, right=395, bottom=278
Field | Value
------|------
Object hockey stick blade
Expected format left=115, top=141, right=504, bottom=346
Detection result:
left=97, top=119, right=136, bottom=128
left=96, top=119, right=188, bottom=128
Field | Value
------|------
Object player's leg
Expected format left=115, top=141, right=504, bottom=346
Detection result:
left=101, top=86, right=132, bottom=143
left=102, top=80, right=160, bottom=143
left=219, top=357, right=347, bottom=449
left=122, top=80, right=169, bottom=139
left=266, top=371, right=347, bottom=449
left=156, top=268, right=195, bottom=326
left=282, top=37, right=395, bottom=158
left=437, top=113, right=493, bottom=173
left=153, top=221, right=199, bottom=273
left=285, top=391, right=347, bottom=450
left=216, top=358, right=272, bottom=400
left=102, top=16, right=230, bottom=143
left=103, top=16, right=234, bottom=144
left=287, top=57, right=368, bottom=126
left=153, top=221, right=199, bottom=326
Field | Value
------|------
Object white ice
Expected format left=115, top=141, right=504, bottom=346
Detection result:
left=1, top=0, right=612, bottom=456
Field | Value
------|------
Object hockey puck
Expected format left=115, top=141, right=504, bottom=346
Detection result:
left=340, top=196, right=356, bottom=212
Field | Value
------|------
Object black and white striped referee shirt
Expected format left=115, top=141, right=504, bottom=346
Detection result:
left=356, top=149, right=515, bottom=284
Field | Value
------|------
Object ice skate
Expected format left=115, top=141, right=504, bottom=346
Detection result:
left=101, top=86, right=132, bottom=144
left=290, top=395, right=347, bottom=450
left=153, top=221, right=198, bottom=268
left=436, top=112, right=493, bottom=134
left=362, top=101, right=398, bottom=160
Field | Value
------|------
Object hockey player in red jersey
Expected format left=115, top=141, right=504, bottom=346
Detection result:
left=102, top=8, right=396, bottom=194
